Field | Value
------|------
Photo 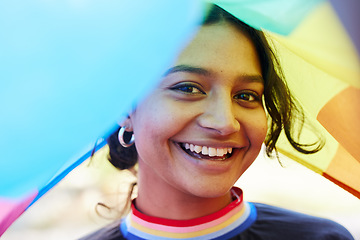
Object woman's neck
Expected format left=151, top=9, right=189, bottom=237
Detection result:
left=135, top=168, right=233, bottom=220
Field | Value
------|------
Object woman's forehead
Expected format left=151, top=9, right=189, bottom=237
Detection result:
left=171, top=23, right=262, bottom=79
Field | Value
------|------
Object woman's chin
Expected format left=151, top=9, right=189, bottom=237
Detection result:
left=182, top=182, right=235, bottom=199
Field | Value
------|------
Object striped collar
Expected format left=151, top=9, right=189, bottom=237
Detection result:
left=120, top=187, right=257, bottom=240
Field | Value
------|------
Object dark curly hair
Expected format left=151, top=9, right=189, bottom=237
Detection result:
left=107, top=4, right=324, bottom=171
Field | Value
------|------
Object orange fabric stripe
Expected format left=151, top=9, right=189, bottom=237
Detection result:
left=317, top=86, right=360, bottom=163
left=322, top=173, right=360, bottom=199
left=324, top=144, right=360, bottom=199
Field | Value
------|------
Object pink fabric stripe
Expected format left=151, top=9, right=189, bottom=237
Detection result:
left=0, top=191, right=38, bottom=236
left=131, top=201, right=244, bottom=233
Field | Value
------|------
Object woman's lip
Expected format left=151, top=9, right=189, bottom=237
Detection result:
left=173, top=141, right=241, bottom=173
left=175, top=142, right=239, bottom=161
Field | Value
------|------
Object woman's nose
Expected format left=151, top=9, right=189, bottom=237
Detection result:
left=197, top=94, right=240, bottom=135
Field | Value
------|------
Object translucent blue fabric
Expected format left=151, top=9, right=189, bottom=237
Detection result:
left=210, top=0, right=324, bottom=35
left=0, top=0, right=203, bottom=198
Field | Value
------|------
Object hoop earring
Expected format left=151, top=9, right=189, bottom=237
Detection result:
left=118, top=126, right=135, bottom=148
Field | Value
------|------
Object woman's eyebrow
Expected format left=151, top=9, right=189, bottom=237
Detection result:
left=238, top=75, right=264, bottom=84
left=164, top=64, right=264, bottom=84
left=163, top=64, right=211, bottom=77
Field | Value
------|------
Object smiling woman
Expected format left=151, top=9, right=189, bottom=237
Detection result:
left=80, top=4, right=354, bottom=240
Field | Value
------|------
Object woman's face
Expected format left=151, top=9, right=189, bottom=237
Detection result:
left=129, top=22, right=267, bottom=198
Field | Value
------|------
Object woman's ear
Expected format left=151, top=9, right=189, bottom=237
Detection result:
left=119, top=115, right=134, bottom=132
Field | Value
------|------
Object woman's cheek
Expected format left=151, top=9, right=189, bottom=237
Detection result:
left=251, top=111, right=268, bottom=145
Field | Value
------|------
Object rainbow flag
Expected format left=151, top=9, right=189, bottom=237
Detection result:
left=1, top=0, right=359, bottom=236
left=215, top=0, right=360, bottom=198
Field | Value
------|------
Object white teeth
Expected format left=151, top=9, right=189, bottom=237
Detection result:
left=217, top=148, right=224, bottom=157
left=182, top=143, right=233, bottom=157
left=201, top=146, right=208, bottom=155
left=208, top=147, right=216, bottom=157
left=194, top=145, right=202, bottom=153
left=190, top=144, right=195, bottom=151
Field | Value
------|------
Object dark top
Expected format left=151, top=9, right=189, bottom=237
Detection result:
left=79, top=202, right=354, bottom=240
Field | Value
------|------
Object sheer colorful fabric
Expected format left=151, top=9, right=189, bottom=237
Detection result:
left=1, top=0, right=359, bottom=236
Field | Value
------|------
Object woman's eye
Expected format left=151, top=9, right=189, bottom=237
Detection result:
left=234, top=92, right=259, bottom=102
left=170, top=83, right=205, bottom=94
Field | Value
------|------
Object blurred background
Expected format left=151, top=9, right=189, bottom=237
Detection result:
left=2, top=145, right=360, bottom=239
